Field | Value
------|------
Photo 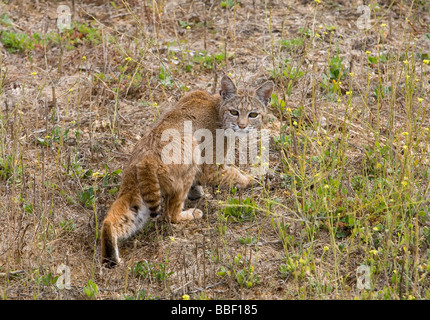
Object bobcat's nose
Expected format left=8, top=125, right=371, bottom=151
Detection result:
left=238, top=123, right=247, bottom=129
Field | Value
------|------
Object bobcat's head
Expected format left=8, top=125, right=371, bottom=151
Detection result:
left=219, top=75, right=274, bottom=134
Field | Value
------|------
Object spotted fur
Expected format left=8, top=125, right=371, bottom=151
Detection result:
left=101, top=75, right=274, bottom=268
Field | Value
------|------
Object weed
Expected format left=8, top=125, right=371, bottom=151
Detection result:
left=217, top=254, right=261, bottom=288
left=79, top=187, right=95, bottom=209
left=83, top=279, right=98, bottom=299
left=221, top=197, right=258, bottom=222
left=0, top=30, right=36, bottom=53
left=123, top=290, right=158, bottom=300
left=321, top=53, right=347, bottom=94
left=133, top=260, right=173, bottom=283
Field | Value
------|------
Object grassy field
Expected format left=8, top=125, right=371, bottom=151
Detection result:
left=0, top=0, right=430, bottom=300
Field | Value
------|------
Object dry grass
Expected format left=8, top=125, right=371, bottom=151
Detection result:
left=1, top=0, right=430, bottom=300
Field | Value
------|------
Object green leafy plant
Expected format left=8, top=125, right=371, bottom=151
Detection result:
left=279, top=37, right=305, bottom=52
left=133, top=260, right=173, bottom=283
left=0, top=155, right=22, bottom=183
left=321, top=54, right=347, bottom=94
left=238, top=235, right=257, bottom=245
left=83, top=279, right=98, bottom=299
left=0, top=30, right=36, bottom=53
left=79, top=187, right=95, bottom=209
left=217, top=254, right=261, bottom=288
left=221, top=197, right=258, bottom=222
left=123, top=290, right=157, bottom=300
left=158, top=66, right=174, bottom=88
left=221, top=0, right=237, bottom=9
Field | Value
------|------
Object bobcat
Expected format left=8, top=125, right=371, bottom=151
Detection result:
left=101, top=75, right=274, bottom=267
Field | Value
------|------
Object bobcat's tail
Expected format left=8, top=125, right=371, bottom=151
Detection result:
left=101, top=219, right=119, bottom=268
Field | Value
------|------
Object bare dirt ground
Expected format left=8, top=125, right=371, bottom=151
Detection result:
left=1, top=0, right=430, bottom=300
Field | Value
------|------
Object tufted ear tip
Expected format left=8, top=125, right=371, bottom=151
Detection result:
left=255, top=81, right=274, bottom=106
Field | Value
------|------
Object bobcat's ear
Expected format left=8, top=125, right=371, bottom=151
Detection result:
left=255, top=81, right=274, bottom=106
left=219, top=75, right=237, bottom=100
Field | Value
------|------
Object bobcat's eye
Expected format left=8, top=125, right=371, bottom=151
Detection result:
left=229, top=109, right=239, bottom=116
left=248, top=112, right=259, bottom=118
left=130, top=205, right=139, bottom=213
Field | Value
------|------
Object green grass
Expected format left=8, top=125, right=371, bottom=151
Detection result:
left=1, top=0, right=430, bottom=301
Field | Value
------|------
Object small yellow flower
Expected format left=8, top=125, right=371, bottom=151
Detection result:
left=401, top=181, right=408, bottom=187
left=92, top=171, right=103, bottom=178
left=403, top=145, right=408, bottom=150
left=315, top=33, right=320, bottom=38
left=68, top=88, right=73, bottom=92
left=182, top=294, right=190, bottom=300
left=314, top=0, right=321, bottom=3
left=30, top=72, right=37, bottom=76
left=125, top=57, right=132, bottom=62
left=380, top=23, right=386, bottom=28
left=346, top=91, right=352, bottom=95
left=376, top=163, right=382, bottom=169
left=349, top=72, right=354, bottom=76
left=403, top=60, right=408, bottom=64
left=425, top=128, right=430, bottom=132
left=317, top=141, right=322, bottom=146
left=324, top=184, right=329, bottom=189
left=366, top=51, right=371, bottom=55
left=286, top=108, right=292, bottom=113
left=153, top=102, right=158, bottom=106
left=186, top=26, right=191, bottom=30
left=169, top=236, right=175, bottom=242
left=323, top=246, right=329, bottom=252
left=293, top=120, right=298, bottom=126
left=418, top=98, right=424, bottom=102
left=401, top=132, right=408, bottom=136
left=423, top=60, right=430, bottom=65
left=373, top=226, right=379, bottom=231
left=228, top=72, right=232, bottom=76
left=82, top=56, right=86, bottom=60
left=369, top=249, right=378, bottom=255
left=299, top=258, right=306, bottom=265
